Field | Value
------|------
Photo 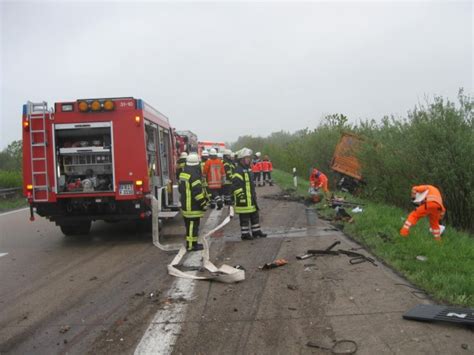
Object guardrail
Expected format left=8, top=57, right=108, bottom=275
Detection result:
left=0, top=187, right=22, bottom=198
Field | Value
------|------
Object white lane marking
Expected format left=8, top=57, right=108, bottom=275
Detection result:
left=134, top=209, right=224, bottom=355
left=0, top=253, right=8, bottom=258
left=0, top=207, right=29, bottom=217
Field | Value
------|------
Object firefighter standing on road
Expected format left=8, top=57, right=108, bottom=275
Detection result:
left=179, top=153, right=209, bottom=251
left=252, top=152, right=263, bottom=187
left=261, top=155, right=273, bottom=186
left=400, top=185, right=446, bottom=242
left=203, top=148, right=225, bottom=210
left=176, top=152, right=188, bottom=179
left=233, top=148, right=267, bottom=240
left=223, top=149, right=235, bottom=206
left=200, top=150, right=210, bottom=198
left=309, top=168, right=330, bottom=201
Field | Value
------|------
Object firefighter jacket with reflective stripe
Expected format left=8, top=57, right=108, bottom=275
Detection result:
left=232, top=163, right=257, bottom=214
left=223, top=158, right=235, bottom=185
left=176, top=157, right=187, bottom=179
left=411, top=185, right=445, bottom=211
left=203, top=158, right=225, bottom=189
left=179, top=165, right=207, bottom=218
left=261, top=160, right=273, bottom=172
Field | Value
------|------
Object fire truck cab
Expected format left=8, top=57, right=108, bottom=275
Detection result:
left=22, top=98, right=180, bottom=235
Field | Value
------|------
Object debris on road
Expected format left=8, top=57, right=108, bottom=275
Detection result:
left=89, top=276, right=98, bottom=281
left=287, top=284, right=298, bottom=291
left=301, top=241, right=377, bottom=266
left=134, top=291, right=145, bottom=297
left=306, top=339, right=358, bottom=354
left=403, top=304, right=474, bottom=326
left=261, top=258, right=288, bottom=270
left=59, top=325, right=70, bottom=334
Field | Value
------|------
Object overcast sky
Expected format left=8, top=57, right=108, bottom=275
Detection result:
left=0, top=0, right=472, bottom=148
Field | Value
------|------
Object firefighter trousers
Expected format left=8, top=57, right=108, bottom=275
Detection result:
left=184, top=217, right=201, bottom=250
left=262, top=172, right=273, bottom=185
left=209, top=188, right=223, bottom=209
left=253, top=172, right=262, bottom=186
left=222, top=184, right=233, bottom=205
left=239, top=211, right=261, bottom=237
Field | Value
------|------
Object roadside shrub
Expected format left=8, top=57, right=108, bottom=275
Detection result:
left=0, top=170, right=22, bottom=188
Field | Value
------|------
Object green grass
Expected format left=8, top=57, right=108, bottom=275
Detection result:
left=0, top=196, right=28, bottom=212
left=272, top=169, right=474, bottom=307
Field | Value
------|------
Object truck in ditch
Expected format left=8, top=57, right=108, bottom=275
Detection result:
left=330, top=132, right=364, bottom=193
left=22, top=98, right=180, bottom=235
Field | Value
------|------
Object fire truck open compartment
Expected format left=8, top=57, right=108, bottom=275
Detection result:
left=54, top=122, right=114, bottom=194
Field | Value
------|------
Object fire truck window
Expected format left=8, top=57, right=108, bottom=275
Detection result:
left=159, top=128, right=170, bottom=181
left=145, top=125, right=159, bottom=177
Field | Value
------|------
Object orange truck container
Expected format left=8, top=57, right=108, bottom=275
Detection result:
left=330, top=132, right=363, bottom=181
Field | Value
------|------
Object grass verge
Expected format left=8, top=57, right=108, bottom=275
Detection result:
left=0, top=196, right=28, bottom=213
left=272, top=169, right=474, bottom=307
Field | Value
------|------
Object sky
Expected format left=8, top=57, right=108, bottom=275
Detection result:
left=0, top=0, right=472, bottom=148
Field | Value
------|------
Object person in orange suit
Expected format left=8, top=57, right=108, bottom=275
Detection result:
left=400, top=185, right=446, bottom=241
left=203, top=148, right=225, bottom=210
left=309, top=168, right=329, bottom=200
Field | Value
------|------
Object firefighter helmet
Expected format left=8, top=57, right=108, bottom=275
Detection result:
left=186, top=153, right=200, bottom=166
left=217, top=152, right=223, bottom=159
left=209, top=148, right=217, bottom=156
left=180, top=152, right=188, bottom=159
left=237, top=148, right=253, bottom=159
left=224, top=149, right=232, bottom=156
left=256, top=152, right=261, bottom=158
left=201, top=150, right=209, bottom=157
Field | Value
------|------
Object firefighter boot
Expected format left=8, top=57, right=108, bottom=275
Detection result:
left=241, top=233, right=254, bottom=240
left=240, top=224, right=254, bottom=240
left=251, top=224, right=267, bottom=238
left=210, top=200, right=216, bottom=209
left=188, top=242, right=204, bottom=252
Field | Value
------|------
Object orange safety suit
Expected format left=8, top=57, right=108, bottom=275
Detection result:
left=400, top=185, right=446, bottom=240
left=309, top=169, right=329, bottom=193
left=261, top=160, right=273, bottom=172
left=203, top=158, right=225, bottom=189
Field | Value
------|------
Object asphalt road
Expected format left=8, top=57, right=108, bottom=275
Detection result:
left=0, top=187, right=472, bottom=354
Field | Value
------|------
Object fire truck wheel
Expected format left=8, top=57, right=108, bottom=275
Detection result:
left=60, top=221, right=91, bottom=236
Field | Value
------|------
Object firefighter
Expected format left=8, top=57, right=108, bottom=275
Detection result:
left=179, top=153, right=209, bottom=251
left=400, top=185, right=446, bottom=242
left=309, top=168, right=330, bottom=201
left=176, top=152, right=188, bottom=179
left=252, top=152, right=263, bottom=187
left=203, top=148, right=225, bottom=210
left=223, top=149, right=235, bottom=206
left=261, top=155, right=273, bottom=186
left=233, top=148, right=267, bottom=240
left=200, top=150, right=210, bottom=197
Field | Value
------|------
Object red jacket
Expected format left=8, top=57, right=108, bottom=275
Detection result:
left=252, top=161, right=262, bottom=173
left=261, top=160, right=273, bottom=172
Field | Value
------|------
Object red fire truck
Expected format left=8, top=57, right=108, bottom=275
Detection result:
left=175, top=130, right=198, bottom=155
left=198, top=141, right=226, bottom=155
left=22, top=98, right=180, bottom=235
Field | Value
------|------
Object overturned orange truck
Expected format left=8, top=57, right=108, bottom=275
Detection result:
left=330, top=132, right=364, bottom=192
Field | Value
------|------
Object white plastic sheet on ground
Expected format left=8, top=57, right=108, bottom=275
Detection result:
left=148, top=195, right=245, bottom=283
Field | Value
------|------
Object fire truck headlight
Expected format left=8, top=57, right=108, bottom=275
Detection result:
left=135, top=180, right=143, bottom=187
left=78, top=101, right=89, bottom=112
left=104, top=100, right=114, bottom=111
left=135, top=116, right=141, bottom=125
left=91, top=100, right=101, bottom=111
left=26, top=184, right=33, bottom=191
left=23, top=120, right=30, bottom=129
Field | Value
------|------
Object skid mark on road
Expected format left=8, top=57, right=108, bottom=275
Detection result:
left=134, top=209, right=223, bottom=355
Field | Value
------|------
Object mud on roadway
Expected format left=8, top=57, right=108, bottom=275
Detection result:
left=0, top=185, right=472, bottom=354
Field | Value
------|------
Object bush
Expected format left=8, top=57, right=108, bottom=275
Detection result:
left=0, top=170, right=22, bottom=188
